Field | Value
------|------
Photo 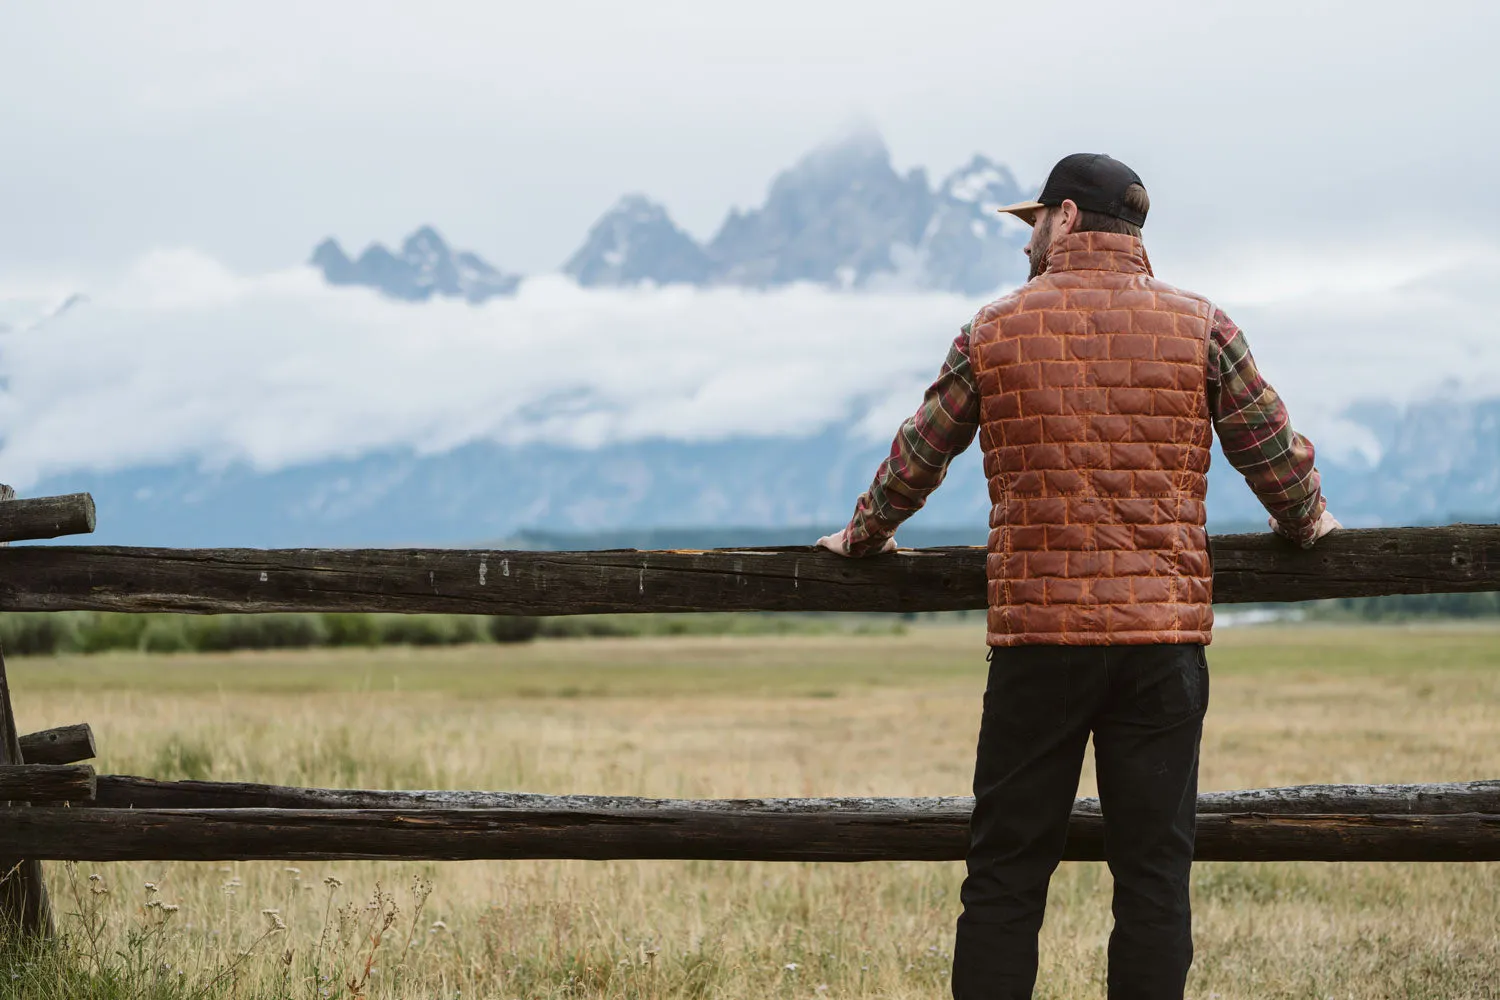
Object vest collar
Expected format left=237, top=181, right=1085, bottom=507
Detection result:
left=1044, top=231, right=1153, bottom=277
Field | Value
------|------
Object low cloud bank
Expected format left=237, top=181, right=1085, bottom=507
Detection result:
left=1, top=245, right=1496, bottom=489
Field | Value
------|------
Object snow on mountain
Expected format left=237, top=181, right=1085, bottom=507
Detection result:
left=311, top=226, right=520, bottom=303
left=919, top=155, right=1031, bottom=293
left=563, top=195, right=714, bottom=287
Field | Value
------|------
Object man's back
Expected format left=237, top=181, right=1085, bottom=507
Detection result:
left=969, top=230, right=1215, bottom=646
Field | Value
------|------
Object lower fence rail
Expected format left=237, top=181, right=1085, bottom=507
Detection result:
left=1, top=776, right=1493, bottom=864
left=4, top=805, right=1500, bottom=863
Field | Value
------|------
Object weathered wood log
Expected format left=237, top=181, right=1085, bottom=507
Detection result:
left=2, top=806, right=1496, bottom=862
left=0, top=494, right=95, bottom=544
left=1143, top=779, right=1500, bottom=816
left=92, top=777, right=979, bottom=811
left=0, top=765, right=94, bottom=802
left=0, top=525, right=1498, bottom=615
left=18, top=724, right=96, bottom=766
left=90, top=775, right=1500, bottom=816
left=0, top=652, right=52, bottom=936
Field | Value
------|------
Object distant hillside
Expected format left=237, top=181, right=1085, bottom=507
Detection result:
left=29, top=393, right=1500, bottom=548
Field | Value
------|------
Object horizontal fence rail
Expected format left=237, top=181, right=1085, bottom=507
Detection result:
left=89, top=776, right=1500, bottom=815
left=1, top=525, right=1498, bottom=615
left=0, top=765, right=95, bottom=802
left=7, top=807, right=1497, bottom=864
left=0, top=776, right=1478, bottom=862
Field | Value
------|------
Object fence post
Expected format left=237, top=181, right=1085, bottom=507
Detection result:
left=0, top=485, right=54, bottom=937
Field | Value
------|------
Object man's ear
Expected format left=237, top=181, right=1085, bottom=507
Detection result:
left=1056, top=199, right=1080, bottom=235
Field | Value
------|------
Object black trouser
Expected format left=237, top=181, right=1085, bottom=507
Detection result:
left=951, top=643, right=1209, bottom=1000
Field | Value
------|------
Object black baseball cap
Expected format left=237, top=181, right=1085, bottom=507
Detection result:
left=997, top=153, right=1147, bottom=228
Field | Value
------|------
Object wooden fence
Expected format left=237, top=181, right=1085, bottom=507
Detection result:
left=0, top=490, right=1498, bottom=936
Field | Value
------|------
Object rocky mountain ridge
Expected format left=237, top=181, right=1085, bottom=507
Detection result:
left=567, top=131, right=1030, bottom=294
left=310, top=130, right=1032, bottom=300
left=311, top=226, right=521, bottom=303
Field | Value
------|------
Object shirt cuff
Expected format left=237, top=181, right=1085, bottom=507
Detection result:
left=1278, top=495, right=1329, bottom=549
left=844, top=517, right=894, bottom=557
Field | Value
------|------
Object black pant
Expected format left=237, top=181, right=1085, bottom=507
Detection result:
left=951, top=643, right=1209, bottom=1000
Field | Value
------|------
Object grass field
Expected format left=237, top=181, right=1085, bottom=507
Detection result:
left=2, top=623, right=1497, bottom=998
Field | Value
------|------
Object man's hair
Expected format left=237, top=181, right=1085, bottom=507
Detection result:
left=1073, top=183, right=1150, bottom=238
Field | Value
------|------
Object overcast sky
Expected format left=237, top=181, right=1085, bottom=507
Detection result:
left=3, top=1, right=1495, bottom=278
left=1, top=1, right=1497, bottom=488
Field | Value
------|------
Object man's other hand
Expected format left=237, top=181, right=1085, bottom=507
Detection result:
left=1269, top=509, right=1341, bottom=546
left=816, top=529, right=897, bottom=557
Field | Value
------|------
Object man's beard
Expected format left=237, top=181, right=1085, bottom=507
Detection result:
left=1027, top=215, right=1055, bottom=280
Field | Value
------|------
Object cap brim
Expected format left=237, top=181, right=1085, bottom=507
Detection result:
left=995, top=200, right=1045, bottom=226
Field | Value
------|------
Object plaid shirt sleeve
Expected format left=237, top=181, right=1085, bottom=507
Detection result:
left=1208, top=308, right=1327, bottom=547
left=843, top=325, right=981, bottom=556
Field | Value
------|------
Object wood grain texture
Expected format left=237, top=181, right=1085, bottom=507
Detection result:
left=0, top=652, right=52, bottom=936
left=1159, top=779, right=1500, bottom=816
left=91, top=776, right=1500, bottom=817
left=4, top=806, right=1497, bottom=863
left=0, top=494, right=95, bottom=544
left=18, top=724, right=96, bottom=766
left=0, top=765, right=95, bottom=802
left=0, top=525, right=1498, bottom=615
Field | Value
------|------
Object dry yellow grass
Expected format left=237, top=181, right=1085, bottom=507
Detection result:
left=4, top=623, right=1498, bottom=998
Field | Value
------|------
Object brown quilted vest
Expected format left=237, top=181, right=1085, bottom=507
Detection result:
left=969, top=231, right=1215, bottom=647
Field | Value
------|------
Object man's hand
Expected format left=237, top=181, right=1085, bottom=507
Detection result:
left=1269, top=509, right=1341, bottom=546
left=816, top=529, right=897, bottom=557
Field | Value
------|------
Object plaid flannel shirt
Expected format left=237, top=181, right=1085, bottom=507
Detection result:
left=844, top=308, right=1327, bottom=555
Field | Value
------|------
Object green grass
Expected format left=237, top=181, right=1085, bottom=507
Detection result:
left=10, top=620, right=1500, bottom=700
left=0, top=610, right=915, bottom=659
left=6, top=628, right=967, bottom=698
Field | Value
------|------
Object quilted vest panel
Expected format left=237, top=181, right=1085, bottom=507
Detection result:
left=969, top=231, right=1215, bottom=646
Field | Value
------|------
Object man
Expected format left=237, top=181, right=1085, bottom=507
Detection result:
left=817, top=153, right=1338, bottom=999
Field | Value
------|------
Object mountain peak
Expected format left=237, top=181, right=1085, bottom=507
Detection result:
left=310, top=238, right=356, bottom=284
left=401, top=225, right=450, bottom=255
left=310, top=227, right=520, bottom=303
left=800, top=125, right=892, bottom=170
left=609, top=194, right=674, bottom=225
left=564, top=194, right=712, bottom=288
